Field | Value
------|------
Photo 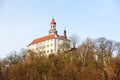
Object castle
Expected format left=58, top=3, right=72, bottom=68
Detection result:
left=27, top=18, right=73, bottom=55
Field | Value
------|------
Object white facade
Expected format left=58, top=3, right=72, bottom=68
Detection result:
left=27, top=37, right=71, bottom=55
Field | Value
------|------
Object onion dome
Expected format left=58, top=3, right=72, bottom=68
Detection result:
left=50, top=18, right=56, bottom=25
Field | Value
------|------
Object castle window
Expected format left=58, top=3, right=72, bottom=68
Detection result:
left=58, top=49, right=60, bottom=52
left=51, top=49, right=53, bottom=52
left=58, top=44, right=60, bottom=47
left=44, top=51, right=46, bottom=53
left=58, top=39, right=60, bottom=42
left=47, top=50, right=49, bottom=53
left=43, top=45, right=45, bottom=48
left=47, top=44, right=49, bottom=47
left=51, top=44, right=53, bottom=46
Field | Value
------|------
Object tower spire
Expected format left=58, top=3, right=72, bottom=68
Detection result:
left=64, top=27, right=67, bottom=39
left=49, top=17, right=57, bottom=34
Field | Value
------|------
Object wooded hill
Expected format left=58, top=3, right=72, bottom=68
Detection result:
left=0, top=37, right=120, bottom=80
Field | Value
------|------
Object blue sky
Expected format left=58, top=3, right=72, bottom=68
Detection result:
left=0, top=0, right=120, bottom=58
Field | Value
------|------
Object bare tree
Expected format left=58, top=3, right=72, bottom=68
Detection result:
left=69, top=34, right=79, bottom=48
left=0, top=59, right=3, bottom=80
left=19, top=48, right=27, bottom=61
left=59, top=41, right=70, bottom=52
left=77, top=38, right=94, bottom=66
left=115, top=42, right=120, bottom=57
left=36, top=44, right=46, bottom=56
left=94, top=37, right=116, bottom=65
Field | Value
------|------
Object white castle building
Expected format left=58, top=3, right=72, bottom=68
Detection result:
left=27, top=18, right=73, bottom=55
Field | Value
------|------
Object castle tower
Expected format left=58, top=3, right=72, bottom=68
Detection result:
left=64, top=29, right=67, bottom=39
left=49, top=18, right=57, bottom=34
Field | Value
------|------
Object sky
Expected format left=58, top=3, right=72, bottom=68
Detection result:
left=0, top=0, right=120, bottom=58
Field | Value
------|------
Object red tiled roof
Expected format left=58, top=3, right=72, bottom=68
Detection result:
left=57, top=34, right=65, bottom=39
left=30, top=34, right=55, bottom=45
left=29, top=34, right=67, bottom=45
